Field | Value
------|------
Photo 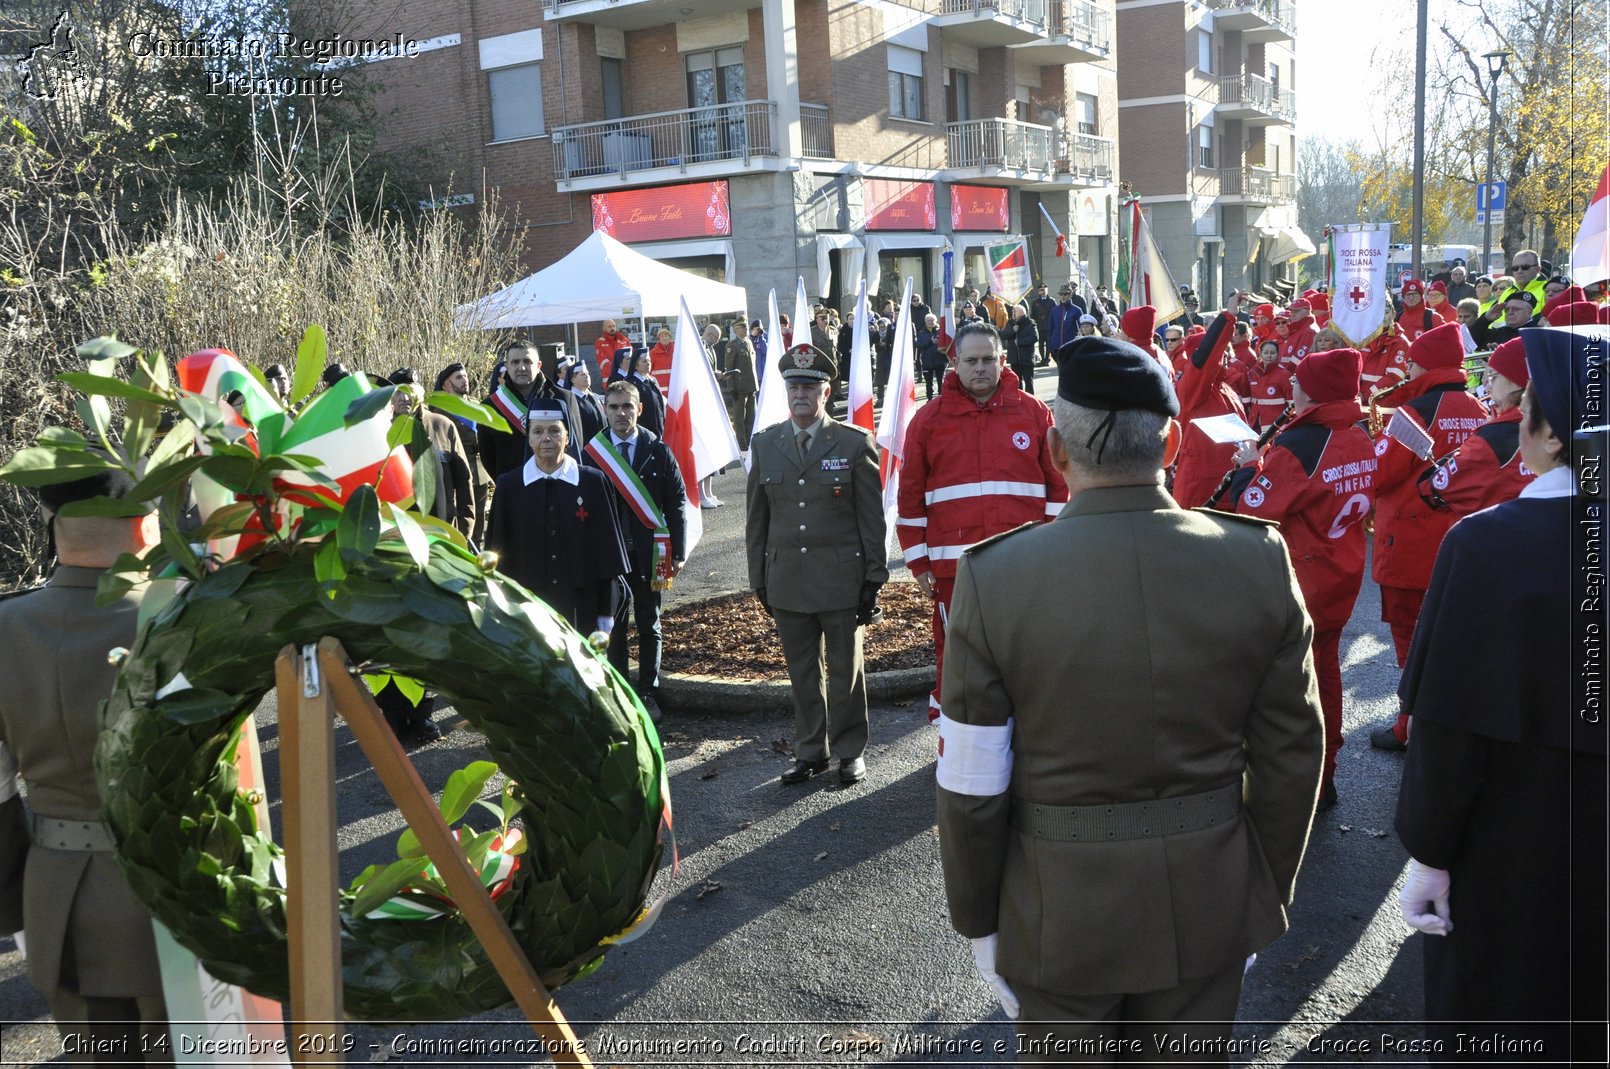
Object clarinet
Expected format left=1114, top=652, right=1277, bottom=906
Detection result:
left=1205, top=403, right=1296, bottom=509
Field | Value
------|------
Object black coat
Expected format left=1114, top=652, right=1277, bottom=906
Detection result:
left=486, top=463, right=628, bottom=632
left=1001, top=318, right=1039, bottom=366
left=582, top=428, right=688, bottom=581
left=1395, top=494, right=1608, bottom=1057
left=611, top=373, right=665, bottom=438
left=570, top=390, right=606, bottom=446
left=478, top=377, right=582, bottom=479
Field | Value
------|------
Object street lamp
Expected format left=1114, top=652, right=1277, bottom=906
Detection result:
left=1482, top=50, right=1510, bottom=276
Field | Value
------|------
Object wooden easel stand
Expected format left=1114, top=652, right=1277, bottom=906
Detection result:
left=274, top=638, right=593, bottom=1067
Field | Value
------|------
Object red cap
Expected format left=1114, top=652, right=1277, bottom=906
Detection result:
left=1401, top=278, right=1425, bottom=295
left=1254, top=303, right=1274, bottom=319
left=1274, top=311, right=1292, bottom=324
left=1121, top=305, right=1157, bottom=342
left=1307, top=292, right=1330, bottom=311
left=1406, top=321, right=1464, bottom=370
left=1541, top=284, right=1588, bottom=322
left=1487, top=338, right=1529, bottom=387
left=1428, top=280, right=1448, bottom=295
left=1294, top=348, right=1363, bottom=403
left=1288, top=298, right=1311, bottom=313
left=1543, top=301, right=1602, bottom=326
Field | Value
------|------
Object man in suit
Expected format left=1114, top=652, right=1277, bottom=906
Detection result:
left=936, top=335, right=1323, bottom=1056
left=480, top=341, right=581, bottom=478
left=746, top=344, right=889, bottom=786
left=584, top=380, right=687, bottom=722
left=0, top=471, right=171, bottom=1063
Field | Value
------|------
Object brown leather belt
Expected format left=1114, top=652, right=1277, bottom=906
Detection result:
left=1010, top=785, right=1241, bottom=842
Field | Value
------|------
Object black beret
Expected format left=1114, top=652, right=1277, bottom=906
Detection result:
left=36, top=469, right=138, bottom=513
left=778, top=343, right=836, bottom=382
left=434, top=362, right=466, bottom=390
left=1054, top=335, right=1179, bottom=418
left=388, top=367, right=419, bottom=386
left=264, top=363, right=287, bottom=380
left=321, top=363, right=350, bottom=387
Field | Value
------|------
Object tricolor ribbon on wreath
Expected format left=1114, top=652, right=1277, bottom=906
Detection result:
left=584, top=431, right=675, bottom=587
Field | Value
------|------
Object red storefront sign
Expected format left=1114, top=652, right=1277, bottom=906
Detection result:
left=950, top=184, right=1010, bottom=231
left=865, top=179, right=937, bottom=231
left=591, top=181, right=731, bottom=242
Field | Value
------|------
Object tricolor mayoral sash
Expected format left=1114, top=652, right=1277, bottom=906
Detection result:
left=584, top=432, right=674, bottom=585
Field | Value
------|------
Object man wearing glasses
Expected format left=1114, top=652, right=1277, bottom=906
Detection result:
left=1493, top=251, right=1547, bottom=316
left=1471, top=291, right=1540, bottom=350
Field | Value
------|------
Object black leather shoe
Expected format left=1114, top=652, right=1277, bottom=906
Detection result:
left=838, top=757, right=866, bottom=784
left=781, top=759, right=829, bottom=785
left=1316, top=781, right=1338, bottom=811
left=1370, top=725, right=1407, bottom=752
left=640, top=694, right=663, bottom=724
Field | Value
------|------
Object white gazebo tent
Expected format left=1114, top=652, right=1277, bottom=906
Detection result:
left=453, top=230, right=750, bottom=351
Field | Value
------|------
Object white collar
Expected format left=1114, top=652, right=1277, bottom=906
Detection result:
left=522, top=454, right=580, bottom=486
left=1519, top=465, right=1575, bottom=499
left=612, top=429, right=639, bottom=449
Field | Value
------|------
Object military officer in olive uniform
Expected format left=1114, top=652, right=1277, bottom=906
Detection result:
left=0, top=471, right=172, bottom=1064
left=936, top=336, right=1323, bottom=1058
left=746, top=344, right=889, bottom=785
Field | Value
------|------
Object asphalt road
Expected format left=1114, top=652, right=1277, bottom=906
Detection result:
left=0, top=374, right=1432, bottom=1066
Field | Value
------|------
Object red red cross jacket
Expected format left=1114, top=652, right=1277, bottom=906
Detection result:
left=1242, top=360, right=1294, bottom=430
left=1371, top=372, right=1489, bottom=590
left=896, top=367, right=1068, bottom=579
left=1419, top=407, right=1536, bottom=518
left=1279, top=320, right=1317, bottom=367
left=1360, top=326, right=1410, bottom=403
left=1231, top=401, right=1377, bottom=632
left=1173, top=311, right=1252, bottom=508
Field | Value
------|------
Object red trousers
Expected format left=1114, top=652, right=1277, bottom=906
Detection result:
left=927, top=575, right=955, bottom=722
left=1379, top=584, right=1427, bottom=743
left=1313, top=628, right=1344, bottom=786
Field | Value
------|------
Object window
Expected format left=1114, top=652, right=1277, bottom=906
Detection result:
left=602, top=57, right=623, bottom=119
left=1268, top=61, right=1280, bottom=91
left=888, top=44, right=924, bottom=121
left=1197, top=125, right=1214, bottom=169
left=1196, top=29, right=1213, bottom=74
left=686, top=47, right=747, bottom=159
left=946, top=69, right=971, bottom=122
left=488, top=62, right=544, bottom=141
left=1075, top=92, right=1099, bottom=136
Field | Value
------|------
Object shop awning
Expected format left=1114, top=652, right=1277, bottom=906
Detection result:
left=1260, top=225, right=1316, bottom=264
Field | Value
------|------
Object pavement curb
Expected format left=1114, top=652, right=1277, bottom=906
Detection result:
left=660, top=663, right=936, bottom=714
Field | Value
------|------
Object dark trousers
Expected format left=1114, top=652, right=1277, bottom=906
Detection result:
left=1381, top=584, right=1427, bottom=742
left=610, top=572, right=663, bottom=697
left=922, top=367, right=944, bottom=400
left=1011, top=360, right=1036, bottom=394
left=1012, top=964, right=1243, bottom=1065
left=730, top=391, right=755, bottom=446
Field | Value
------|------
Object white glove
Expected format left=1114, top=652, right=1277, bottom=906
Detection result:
left=1398, top=859, right=1453, bottom=936
left=969, top=934, right=1020, bottom=1019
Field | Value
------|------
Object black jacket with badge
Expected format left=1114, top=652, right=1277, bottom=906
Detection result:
left=583, top=428, right=688, bottom=580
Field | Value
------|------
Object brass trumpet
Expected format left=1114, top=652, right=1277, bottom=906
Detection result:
left=1367, top=378, right=1411, bottom=437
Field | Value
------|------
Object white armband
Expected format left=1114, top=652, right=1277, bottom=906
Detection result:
left=936, top=714, right=1014, bottom=796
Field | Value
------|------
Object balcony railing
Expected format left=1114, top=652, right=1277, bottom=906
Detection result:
left=1217, top=72, right=1296, bottom=123
left=801, top=103, right=833, bottom=159
left=1211, top=0, right=1297, bottom=39
left=948, top=117, right=1057, bottom=172
left=939, top=0, right=1042, bottom=17
left=552, top=100, right=778, bottom=182
left=1051, top=0, right=1112, bottom=55
left=1061, top=133, right=1115, bottom=182
left=1218, top=166, right=1295, bottom=202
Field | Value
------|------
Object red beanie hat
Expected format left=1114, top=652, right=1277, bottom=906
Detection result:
left=1406, top=321, right=1465, bottom=370
left=1428, top=280, right=1448, bottom=295
left=1308, top=292, right=1330, bottom=312
left=1254, top=303, right=1274, bottom=319
left=1487, top=337, right=1529, bottom=388
left=1543, top=301, right=1602, bottom=326
left=1294, top=348, right=1363, bottom=403
left=1288, top=297, right=1311, bottom=313
left=1401, top=278, right=1425, bottom=294
left=1541, top=284, right=1587, bottom=322
left=1122, top=305, right=1158, bottom=341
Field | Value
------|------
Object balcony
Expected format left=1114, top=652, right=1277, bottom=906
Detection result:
left=1216, top=72, right=1296, bottom=125
left=931, top=0, right=1047, bottom=48
left=945, top=119, right=1114, bottom=187
left=801, top=103, right=834, bottom=159
left=1209, top=0, right=1297, bottom=42
left=541, top=0, right=758, bottom=31
left=1011, top=0, right=1112, bottom=65
left=1217, top=166, right=1295, bottom=204
left=553, top=100, right=782, bottom=190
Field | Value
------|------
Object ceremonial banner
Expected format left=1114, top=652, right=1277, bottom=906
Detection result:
left=876, top=277, right=920, bottom=544
left=665, top=297, right=740, bottom=557
left=1329, top=223, right=1392, bottom=347
left=986, top=237, right=1032, bottom=304
left=1127, top=199, right=1184, bottom=325
left=1569, top=161, right=1609, bottom=287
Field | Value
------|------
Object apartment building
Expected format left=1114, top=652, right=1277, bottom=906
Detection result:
left=1116, top=0, right=1306, bottom=305
left=327, top=0, right=1120, bottom=330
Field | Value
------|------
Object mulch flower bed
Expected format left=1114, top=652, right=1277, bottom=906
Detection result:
left=657, top=583, right=936, bottom=677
